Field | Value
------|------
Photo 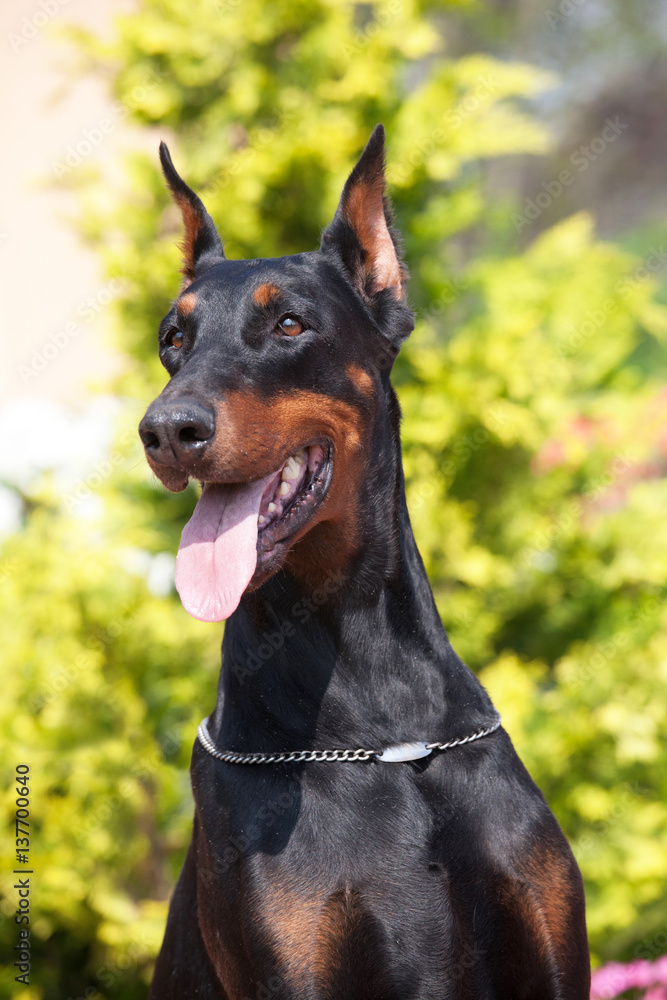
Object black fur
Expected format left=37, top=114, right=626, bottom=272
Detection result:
left=142, top=128, right=590, bottom=999
left=159, top=140, right=226, bottom=280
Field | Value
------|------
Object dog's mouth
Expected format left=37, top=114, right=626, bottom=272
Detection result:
left=256, top=443, right=331, bottom=562
left=174, top=443, right=332, bottom=622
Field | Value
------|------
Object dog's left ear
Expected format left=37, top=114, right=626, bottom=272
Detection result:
left=321, top=125, right=413, bottom=347
left=159, top=142, right=225, bottom=286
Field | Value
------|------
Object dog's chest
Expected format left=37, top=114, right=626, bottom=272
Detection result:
left=196, top=854, right=451, bottom=1000
left=192, top=767, right=454, bottom=998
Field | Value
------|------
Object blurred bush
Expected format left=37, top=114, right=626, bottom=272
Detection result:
left=2, top=1, right=666, bottom=996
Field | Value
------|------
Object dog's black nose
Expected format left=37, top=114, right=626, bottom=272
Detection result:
left=139, top=398, right=216, bottom=466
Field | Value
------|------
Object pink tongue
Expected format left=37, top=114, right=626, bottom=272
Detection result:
left=175, top=473, right=276, bottom=622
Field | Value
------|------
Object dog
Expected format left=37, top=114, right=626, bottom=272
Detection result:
left=139, top=125, right=590, bottom=998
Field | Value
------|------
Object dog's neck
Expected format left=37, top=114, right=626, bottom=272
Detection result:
left=209, top=394, right=495, bottom=755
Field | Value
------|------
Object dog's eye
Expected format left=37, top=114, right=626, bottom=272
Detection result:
left=169, top=330, right=183, bottom=349
left=276, top=315, right=304, bottom=337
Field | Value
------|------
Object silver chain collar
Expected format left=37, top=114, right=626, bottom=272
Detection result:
left=196, top=714, right=502, bottom=765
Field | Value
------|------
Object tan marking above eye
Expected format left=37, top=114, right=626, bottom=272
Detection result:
left=177, top=292, right=197, bottom=316
left=253, top=283, right=281, bottom=307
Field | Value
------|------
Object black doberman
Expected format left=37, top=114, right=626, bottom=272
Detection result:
left=139, top=125, right=590, bottom=999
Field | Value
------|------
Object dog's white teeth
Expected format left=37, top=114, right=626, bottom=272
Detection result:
left=281, top=452, right=305, bottom=482
left=278, top=481, right=291, bottom=497
left=268, top=502, right=277, bottom=513
left=258, top=514, right=266, bottom=525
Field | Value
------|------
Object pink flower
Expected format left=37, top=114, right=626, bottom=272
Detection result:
left=590, top=956, right=667, bottom=999
left=643, top=988, right=667, bottom=1000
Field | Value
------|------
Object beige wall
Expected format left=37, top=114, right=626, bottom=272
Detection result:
left=0, top=0, right=141, bottom=403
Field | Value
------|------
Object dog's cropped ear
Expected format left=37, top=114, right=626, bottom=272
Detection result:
left=321, top=125, right=413, bottom=350
left=159, top=142, right=225, bottom=286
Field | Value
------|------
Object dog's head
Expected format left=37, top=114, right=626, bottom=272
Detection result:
left=139, top=125, right=414, bottom=621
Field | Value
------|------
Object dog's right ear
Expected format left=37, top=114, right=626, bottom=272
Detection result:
left=159, top=142, right=225, bottom=286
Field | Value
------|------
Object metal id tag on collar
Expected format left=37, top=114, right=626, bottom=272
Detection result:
left=377, top=742, right=433, bottom=762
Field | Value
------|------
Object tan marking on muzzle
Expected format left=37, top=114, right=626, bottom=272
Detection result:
left=202, top=389, right=368, bottom=582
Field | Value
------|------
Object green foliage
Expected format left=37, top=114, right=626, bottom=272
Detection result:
left=401, top=212, right=667, bottom=954
left=3, top=1, right=667, bottom=995
left=0, top=465, right=220, bottom=999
